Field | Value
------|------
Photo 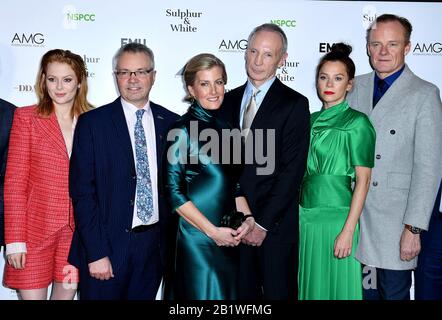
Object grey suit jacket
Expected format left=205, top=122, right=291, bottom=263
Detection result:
left=347, top=65, right=442, bottom=270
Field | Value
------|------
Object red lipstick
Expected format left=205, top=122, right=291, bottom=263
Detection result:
left=324, top=91, right=335, bottom=95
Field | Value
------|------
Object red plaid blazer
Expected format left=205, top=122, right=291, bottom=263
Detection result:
left=4, top=105, right=74, bottom=246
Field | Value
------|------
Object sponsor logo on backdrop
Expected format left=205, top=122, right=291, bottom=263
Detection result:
left=319, top=42, right=336, bottom=53
left=83, top=54, right=100, bottom=78
left=362, top=5, right=377, bottom=29
left=66, top=13, right=95, bottom=22
left=166, top=9, right=202, bottom=32
left=276, top=60, right=300, bottom=83
left=11, top=33, right=45, bottom=47
left=413, top=42, right=442, bottom=55
left=62, top=5, right=96, bottom=29
left=218, top=39, right=248, bottom=53
left=270, top=19, right=296, bottom=28
left=14, top=84, right=34, bottom=92
left=121, top=38, right=148, bottom=46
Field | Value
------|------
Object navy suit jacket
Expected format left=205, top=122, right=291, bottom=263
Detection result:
left=219, top=79, right=310, bottom=243
left=0, top=99, right=16, bottom=246
left=68, top=98, right=178, bottom=272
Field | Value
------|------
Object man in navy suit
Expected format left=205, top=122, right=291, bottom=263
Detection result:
left=0, top=98, right=16, bottom=248
left=68, top=43, right=178, bottom=300
left=415, top=180, right=442, bottom=300
left=219, top=23, right=310, bottom=299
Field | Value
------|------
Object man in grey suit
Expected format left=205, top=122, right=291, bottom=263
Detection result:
left=347, top=14, right=442, bottom=300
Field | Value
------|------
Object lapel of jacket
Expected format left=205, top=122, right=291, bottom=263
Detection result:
left=110, top=98, right=135, bottom=171
left=235, top=83, right=247, bottom=127
left=356, top=72, right=375, bottom=116
left=371, top=65, right=414, bottom=126
left=35, top=111, right=68, bottom=159
left=250, top=78, right=283, bottom=129
left=150, top=102, right=165, bottom=169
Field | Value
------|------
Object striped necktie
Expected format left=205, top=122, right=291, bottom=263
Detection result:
left=242, top=89, right=260, bottom=137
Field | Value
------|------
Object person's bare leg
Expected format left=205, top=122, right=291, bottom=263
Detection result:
left=18, top=288, right=48, bottom=300
left=50, top=281, right=77, bottom=300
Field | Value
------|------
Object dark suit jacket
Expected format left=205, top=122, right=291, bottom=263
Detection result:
left=219, top=79, right=310, bottom=242
left=68, top=98, right=178, bottom=272
left=0, top=99, right=16, bottom=246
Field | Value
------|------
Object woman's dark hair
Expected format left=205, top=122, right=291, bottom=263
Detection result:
left=316, top=42, right=355, bottom=81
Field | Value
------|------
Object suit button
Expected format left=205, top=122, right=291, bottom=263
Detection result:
left=390, top=129, right=396, bottom=135
left=376, top=154, right=381, bottom=159
left=132, top=175, right=137, bottom=180
left=125, top=228, right=130, bottom=233
left=372, top=181, right=378, bottom=186
left=130, top=200, right=134, bottom=206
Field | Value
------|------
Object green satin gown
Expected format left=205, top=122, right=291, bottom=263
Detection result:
left=298, top=100, right=375, bottom=300
left=164, top=103, right=242, bottom=300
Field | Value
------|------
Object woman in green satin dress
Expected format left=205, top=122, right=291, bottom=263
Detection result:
left=298, top=43, right=376, bottom=300
left=163, top=53, right=255, bottom=300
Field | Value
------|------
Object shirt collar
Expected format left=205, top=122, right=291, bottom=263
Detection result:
left=120, top=97, right=150, bottom=114
left=375, top=64, right=405, bottom=87
left=246, top=76, right=276, bottom=101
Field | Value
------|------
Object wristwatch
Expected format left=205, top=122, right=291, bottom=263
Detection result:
left=405, top=224, right=422, bottom=234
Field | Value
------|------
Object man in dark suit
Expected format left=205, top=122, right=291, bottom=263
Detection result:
left=219, top=23, right=310, bottom=299
left=68, top=43, right=178, bottom=300
left=415, top=180, right=442, bottom=300
left=0, top=98, right=16, bottom=248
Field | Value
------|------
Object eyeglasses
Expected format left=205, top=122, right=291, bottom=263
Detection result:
left=114, top=68, right=154, bottom=79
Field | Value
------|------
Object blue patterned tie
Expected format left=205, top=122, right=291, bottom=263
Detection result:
left=135, top=109, right=153, bottom=224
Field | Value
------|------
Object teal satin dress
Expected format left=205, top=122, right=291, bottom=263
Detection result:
left=164, top=103, right=242, bottom=300
left=298, top=100, right=375, bottom=300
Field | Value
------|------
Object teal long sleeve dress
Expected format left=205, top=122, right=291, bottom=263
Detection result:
left=298, top=100, right=375, bottom=300
left=164, top=102, right=242, bottom=300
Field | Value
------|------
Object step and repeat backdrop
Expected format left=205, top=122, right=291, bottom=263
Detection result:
left=0, top=0, right=441, bottom=299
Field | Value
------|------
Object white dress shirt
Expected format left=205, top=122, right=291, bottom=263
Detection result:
left=121, top=98, right=159, bottom=228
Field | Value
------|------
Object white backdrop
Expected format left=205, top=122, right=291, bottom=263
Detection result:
left=1, top=0, right=441, bottom=299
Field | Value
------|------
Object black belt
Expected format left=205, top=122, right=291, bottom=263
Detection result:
left=130, top=223, right=158, bottom=233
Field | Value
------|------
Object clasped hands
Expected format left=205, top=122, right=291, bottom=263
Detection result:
left=212, top=217, right=266, bottom=247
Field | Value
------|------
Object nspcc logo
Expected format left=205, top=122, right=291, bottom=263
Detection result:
left=11, top=33, right=44, bottom=47
left=67, top=13, right=95, bottom=21
left=270, top=19, right=296, bottom=28
left=62, top=5, right=95, bottom=29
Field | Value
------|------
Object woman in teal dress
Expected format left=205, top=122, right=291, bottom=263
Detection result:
left=163, top=53, right=254, bottom=300
left=298, top=43, right=376, bottom=300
